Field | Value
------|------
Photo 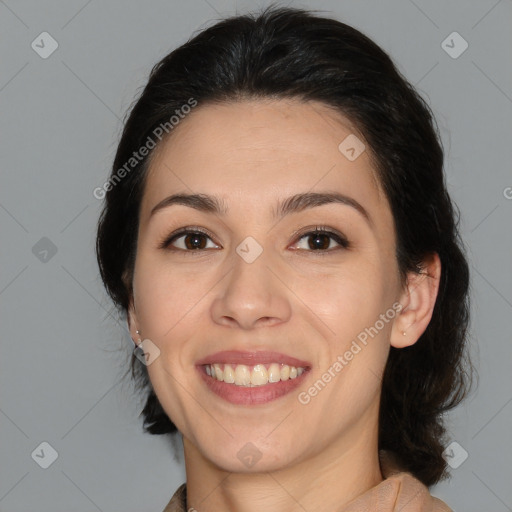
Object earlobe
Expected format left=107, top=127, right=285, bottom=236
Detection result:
left=390, top=253, right=441, bottom=349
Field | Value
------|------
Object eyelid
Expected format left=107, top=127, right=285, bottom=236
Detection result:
left=157, top=225, right=219, bottom=250
left=159, top=224, right=350, bottom=252
left=290, top=225, right=350, bottom=251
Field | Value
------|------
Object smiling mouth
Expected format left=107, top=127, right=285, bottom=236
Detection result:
left=204, top=362, right=307, bottom=387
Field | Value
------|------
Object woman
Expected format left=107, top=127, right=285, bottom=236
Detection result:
left=96, top=7, right=473, bottom=511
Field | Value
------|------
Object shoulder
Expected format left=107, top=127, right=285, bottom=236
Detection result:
left=342, top=471, right=453, bottom=511
left=374, top=450, right=453, bottom=511
left=161, top=483, right=187, bottom=512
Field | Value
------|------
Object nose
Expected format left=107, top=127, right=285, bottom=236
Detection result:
left=210, top=245, right=292, bottom=330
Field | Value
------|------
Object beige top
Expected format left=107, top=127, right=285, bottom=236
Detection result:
left=162, top=451, right=452, bottom=512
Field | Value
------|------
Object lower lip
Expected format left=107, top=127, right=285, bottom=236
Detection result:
left=197, top=366, right=309, bottom=405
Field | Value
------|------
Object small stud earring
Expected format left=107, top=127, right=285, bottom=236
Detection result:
left=402, top=331, right=407, bottom=336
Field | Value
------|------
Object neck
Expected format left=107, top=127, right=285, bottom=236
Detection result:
left=182, top=404, right=383, bottom=512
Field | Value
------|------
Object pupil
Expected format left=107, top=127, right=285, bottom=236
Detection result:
left=186, top=234, right=205, bottom=250
left=309, top=233, right=329, bottom=250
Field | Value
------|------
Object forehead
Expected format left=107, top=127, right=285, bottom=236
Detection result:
left=140, top=99, right=386, bottom=223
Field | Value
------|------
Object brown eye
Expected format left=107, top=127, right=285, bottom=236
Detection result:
left=181, top=232, right=209, bottom=250
left=159, top=226, right=349, bottom=253
left=305, top=232, right=332, bottom=250
left=293, top=228, right=350, bottom=252
left=160, top=229, right=219, bottom=251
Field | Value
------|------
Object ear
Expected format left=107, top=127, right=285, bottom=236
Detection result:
left=123, top=269, right=140, bottom=343
left=390, top=253, right=441, bottom=349
left=126, top=297, right=140, bottom=344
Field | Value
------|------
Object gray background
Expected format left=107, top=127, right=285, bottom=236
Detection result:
left=1, top=0, right=511, bottom=511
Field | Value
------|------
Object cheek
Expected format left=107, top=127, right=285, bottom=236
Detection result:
left=290, top=258, right=389, bottom=332
left=132, top=254, right=205, bottom=336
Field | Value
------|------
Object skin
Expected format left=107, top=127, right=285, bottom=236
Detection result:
left=127, top=99, right=441, bottom=512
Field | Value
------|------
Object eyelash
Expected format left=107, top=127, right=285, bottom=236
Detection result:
left=158, top=225, right=350, bottom=255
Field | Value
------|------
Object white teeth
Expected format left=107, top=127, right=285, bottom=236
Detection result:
left=213, top=363, right=223, bottom=381
left=205, top=362, right=306, bottom=387
left=234, top=364, right=251, bottom=386
left=223, top=364, right=235, bottom=383
left=268, top=363, right=281, bottom=383
left=250, top=364, right=268, bottom=386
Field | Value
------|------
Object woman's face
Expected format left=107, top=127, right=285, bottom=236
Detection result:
left=129, top=99, right=406, bottom=472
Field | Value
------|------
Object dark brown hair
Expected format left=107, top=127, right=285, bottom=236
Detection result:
left=96, top=6, right=475, bottom=487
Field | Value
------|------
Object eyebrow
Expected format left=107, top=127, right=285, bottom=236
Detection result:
left=150, top=191, right=371, bottom=225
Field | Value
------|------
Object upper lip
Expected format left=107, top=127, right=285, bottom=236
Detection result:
left=196, top=350, right=311, bottom=368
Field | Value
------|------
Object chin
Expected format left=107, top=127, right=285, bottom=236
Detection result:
left=197, top=435, right=302, bottom=474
